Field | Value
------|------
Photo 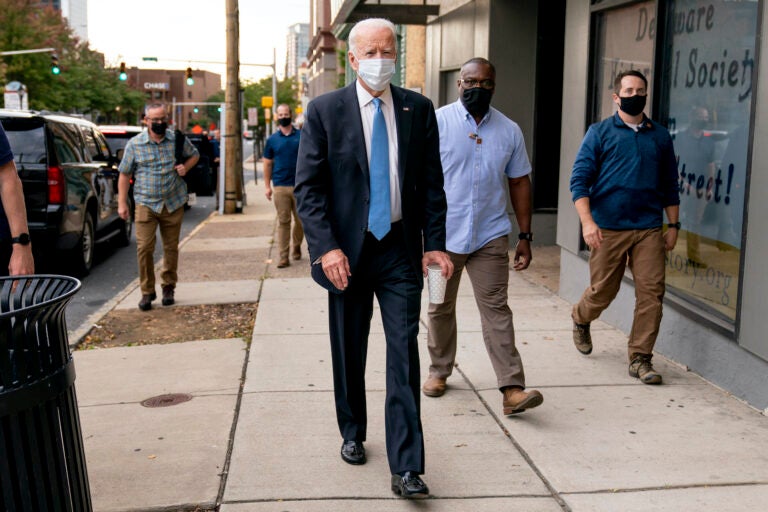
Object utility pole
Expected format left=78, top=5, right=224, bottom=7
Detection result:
left=225, top=0, right=243, bottom=213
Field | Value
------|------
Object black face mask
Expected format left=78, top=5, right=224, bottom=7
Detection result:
left=277, top=117, right=292, bottom=127
left=619, top=95, right=647, bottom=117
left=150, top=121, right=168, bottom=135
left=461, top=87, right=493, bottom=117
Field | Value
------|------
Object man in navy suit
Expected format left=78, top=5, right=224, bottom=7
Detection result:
left=295, top=17, right=453, bottom=498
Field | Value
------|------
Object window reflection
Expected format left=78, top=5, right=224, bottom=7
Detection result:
left=665, top=0, right=757, bottom=321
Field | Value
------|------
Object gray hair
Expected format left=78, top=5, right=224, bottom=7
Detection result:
left=348, top=18, right=397, bottom=56
left=145, top=103, right=167, bottom=116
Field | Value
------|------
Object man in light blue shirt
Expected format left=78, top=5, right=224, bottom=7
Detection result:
left=423, top=58, right=543, bottom=416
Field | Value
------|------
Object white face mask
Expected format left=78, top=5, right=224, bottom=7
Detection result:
left=356, top=58, right=396, bottom=91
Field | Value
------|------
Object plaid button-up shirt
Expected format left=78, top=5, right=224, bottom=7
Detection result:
left=118, top=129, right=198, bottom=213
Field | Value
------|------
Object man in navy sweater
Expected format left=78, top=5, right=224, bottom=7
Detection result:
left=570, top=70, right=680, bottom=384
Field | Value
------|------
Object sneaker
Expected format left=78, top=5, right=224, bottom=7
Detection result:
left=573, top=321, right=593, bottom=355
left=161, top=285, right=175, bottom=306
left=629, top=354, right=662, bottom=385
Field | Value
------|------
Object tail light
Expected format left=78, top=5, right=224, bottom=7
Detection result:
left=47, top=165, right=65, bottom=204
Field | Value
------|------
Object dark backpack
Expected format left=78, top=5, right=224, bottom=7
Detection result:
left=174, top=129, right=186, bottom=165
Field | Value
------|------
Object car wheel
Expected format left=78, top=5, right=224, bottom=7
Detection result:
left=71, top=213, right=95, bottom=276
left=116, top=198, right=134, bottom=247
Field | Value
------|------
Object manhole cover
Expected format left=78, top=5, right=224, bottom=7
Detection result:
left=140, top=393, right=193, bottom=408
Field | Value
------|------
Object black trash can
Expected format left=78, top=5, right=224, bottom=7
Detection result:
left=0, top=275, right=91, bottom=511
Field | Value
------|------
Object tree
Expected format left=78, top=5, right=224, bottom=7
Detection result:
left=0, top=0, right=143, bottom=119
left=205, top=75, right=297, bottom=133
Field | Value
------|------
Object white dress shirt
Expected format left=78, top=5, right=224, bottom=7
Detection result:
left=356, top=80, right=402, bottom=223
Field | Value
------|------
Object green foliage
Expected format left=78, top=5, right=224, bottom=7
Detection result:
left=337, top=48, right=347, bottom=89
left=241, top=76, right=299, bottom=126
left=0, top=0, right=143, bottom=120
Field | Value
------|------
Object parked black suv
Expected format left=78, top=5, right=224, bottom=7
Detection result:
left=0, top=110, right=133, bottom=276
left=98, top=124, right=144, bottom=160
left=184, top=132, right=216, bottom=196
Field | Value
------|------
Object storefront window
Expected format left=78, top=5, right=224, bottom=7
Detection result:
left=592, top=0, right=656, bottom=123
left=664, top=0, right=757, bottom=322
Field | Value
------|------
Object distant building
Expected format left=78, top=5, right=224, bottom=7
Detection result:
left=286, top=23, right=310, bottom=79
left=123, top=67, right=222, bottom=129
left=306, top=1, right=342, bottom=98
left=36, top=0, right=88, bottom=42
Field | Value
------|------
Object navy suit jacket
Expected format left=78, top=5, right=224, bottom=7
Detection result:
left=295, top=82, right=447, bottom=292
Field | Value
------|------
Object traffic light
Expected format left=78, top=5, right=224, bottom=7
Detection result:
left=51, top=54, right=60, bottom=75
left=185, top=67, right=194, bottom=86
left=119, top=62, right=127, bottom=81
left=193, top=107, right=199, bottom=113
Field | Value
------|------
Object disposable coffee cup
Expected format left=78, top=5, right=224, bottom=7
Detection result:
left=427, top=264, right=447, bottom=304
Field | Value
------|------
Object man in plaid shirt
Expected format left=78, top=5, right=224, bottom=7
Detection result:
left=118, top=103, right=199, bottom=311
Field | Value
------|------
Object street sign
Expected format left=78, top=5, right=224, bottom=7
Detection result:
left=261, top=96, right=273, bottom=108
left=142, top=57, right=158, bottom=62
left=247, top=107, right=259, bottom=125
left=4, top=81, right=28, bottom=110
left=264, top=108, right=271, bottom=120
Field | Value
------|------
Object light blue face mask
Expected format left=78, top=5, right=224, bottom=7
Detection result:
left=356, top=58, right=396, bottom=91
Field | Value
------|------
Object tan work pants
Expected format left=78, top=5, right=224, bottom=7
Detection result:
left=427, top=236, right=525, bottom=389
left=572, top=228, right=666, bottom=360
left=273, top=186, right=304, bottom=263
left=135, top=204, right=184, bottom=295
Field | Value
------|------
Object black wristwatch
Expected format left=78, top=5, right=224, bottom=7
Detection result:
left=11, top=233, right=30, bottom=245
left=667, top=222, right=681, bottom=230
left=518, top=232, right=533, bottom=242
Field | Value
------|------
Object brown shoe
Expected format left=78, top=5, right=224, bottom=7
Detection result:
left=422, top=376, right=447, bottom=397
left=277, top=259, right=290, bottom=268
left=573, top=321, right=593, bottom=355
left=502, top=387, right=543, bottom=415
left=161, top=285, right=175, bottom=306
left=629, top=354, right=662, bottom=385
left=292, top=247, right=302, bottom=260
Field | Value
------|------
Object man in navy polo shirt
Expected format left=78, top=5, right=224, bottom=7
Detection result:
left=570, top=70, right=680, bottom=385
left=263, top=104, right=304, bottom=268
left=0, top=123, right=34, bottom=276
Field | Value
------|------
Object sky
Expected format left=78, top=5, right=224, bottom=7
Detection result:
left=86, top=0, right=310, bottom=87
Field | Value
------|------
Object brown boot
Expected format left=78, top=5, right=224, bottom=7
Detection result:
left=629, top=354, right=662, bottom=385
left=422, top=376, right=447, bottom=397
left=277, top=259, right=290, bottom=268
left=502, top=387, right=543, bottom=415
left=573, top=321, right=593, bottom=355
left=292, top=247, right=302, bottom=260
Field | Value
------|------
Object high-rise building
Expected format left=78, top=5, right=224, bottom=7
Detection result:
left=285, top=23, right=310, bottom=79
left=36, top=0, right=88, bottom=41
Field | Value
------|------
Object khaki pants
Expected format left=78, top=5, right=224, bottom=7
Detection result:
left=273, top=186, right=304, bottom=263
left=135, top=204, right=184, bottom=295
left=572, top=228, right=666, bottom=360
left=427, top=236, right=525, bottom=389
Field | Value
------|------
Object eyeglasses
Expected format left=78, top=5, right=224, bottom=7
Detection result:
left=459, top=78, right=495, bottom=90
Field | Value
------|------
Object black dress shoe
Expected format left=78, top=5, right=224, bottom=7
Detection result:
left=391, top=471, right=429, bottom=498
left=340, top=440, right=365, bottom=465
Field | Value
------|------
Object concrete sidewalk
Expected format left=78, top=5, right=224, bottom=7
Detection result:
left=73, top=161, right=768, bottom=512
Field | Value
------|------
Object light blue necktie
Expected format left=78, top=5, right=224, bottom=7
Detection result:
left=368, top=97, right=391, bottom=240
